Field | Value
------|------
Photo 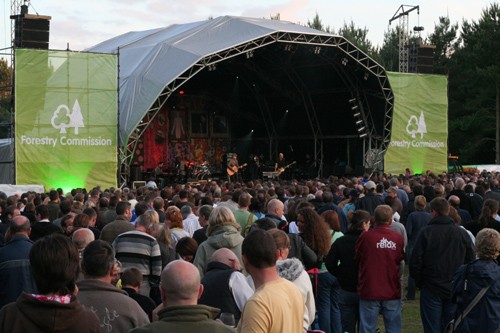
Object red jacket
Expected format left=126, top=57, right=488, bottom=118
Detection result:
left=355, top=224, right=404, bottom=300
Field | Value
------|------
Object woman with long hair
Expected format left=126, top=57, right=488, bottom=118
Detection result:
left=165, top=206, right=189, bottom=247
left=326, top=210, right=371, bottom=333
left=466, top=199, right=500, bottom=236
left=297, top=207, right=340, bottom=333
left=144, top=210, right=176, bottom=268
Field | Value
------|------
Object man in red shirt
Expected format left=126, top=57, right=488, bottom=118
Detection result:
left=355, top=205, right=404, bottom=333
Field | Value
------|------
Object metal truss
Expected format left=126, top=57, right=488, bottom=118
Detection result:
left=119, top=31, right=394, bottom=184
left=249, top=83, right=278, bottom=161
left=398, top=15, right=409, bottom=73
left=389, top=5, right=420, bottom=73
left=286, top=69, right=324, bottom=177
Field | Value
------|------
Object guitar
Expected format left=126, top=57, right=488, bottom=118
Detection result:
left=276, top=161, right=296, bottom=176
left=227, top=163, right=247, bottom=176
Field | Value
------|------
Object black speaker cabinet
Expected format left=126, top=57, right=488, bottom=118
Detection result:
left=14, top=14, right=51, bottom=49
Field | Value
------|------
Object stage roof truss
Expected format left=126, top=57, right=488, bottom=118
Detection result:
left=96, top=17, right=393, bottom=184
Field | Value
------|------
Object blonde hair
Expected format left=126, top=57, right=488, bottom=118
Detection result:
left=207, top=206, right=240, bottom=236
left=144, top=210, right=160, bottom=224
left=476, top=228, right=500, bottom=260
left=155, top=223, right=174, bottom=248
left=415, top=195, right=427, bottom=211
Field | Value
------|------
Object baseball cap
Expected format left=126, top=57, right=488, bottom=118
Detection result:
left=364, top=181, right=376, bottom=190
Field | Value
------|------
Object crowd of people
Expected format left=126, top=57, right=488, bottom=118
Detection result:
left=0, top=169, right=500, bottom=332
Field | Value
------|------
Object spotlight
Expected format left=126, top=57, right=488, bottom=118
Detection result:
left=349, top=98, right=356, bottom=103
left=236, top=76, right=239, bottom=79
left=251, top=129, right=254, bottom=133
left=284, top=44, right=292, bottom=51
left=313, top=46, right=321, bottom=54
left=359, top=133, right=368, bottom=138
left=355, top=120, right=363, bottom=125
left=357, top=127, right=365, bottom=132
left=364, top=73, right=369, bottom=80
left=208, top=64, right=216, bottom=71
left=285, top=110, right=289, bottom=113
left=353, top=112, right=361, bottom=117
left=246, top=50, right=254, bottom=59
left=341, top=58, right=348, bottom=66
left=352, top=105, right=359, bottom=111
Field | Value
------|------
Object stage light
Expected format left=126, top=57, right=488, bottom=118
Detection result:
left=285, top=110, right=289, bottom=113
left=356, top=120, right=363, bottom=125
left=349, top=98, right=356, bottom=103
left=353, top=112, right=361, bottom=117
left=352, top=105, right=359, bottom=111
left=364, top=73, right=369, bottom=80
left=313, top=46, right=321, bottom=54
left=341, top=58, right=348, bottom=66
left=359, top=133, right=368, bottom=138
left=357, top=127, right=365, bottom=132
left=208, top=64, right=216, bottom=71
left=251, top=129, right=254, bottom=133
left=246, top=51, right=254, bottom=59
left=179, top=90, right=185, bottom=95
left=284, top=44, right=292, bottom=51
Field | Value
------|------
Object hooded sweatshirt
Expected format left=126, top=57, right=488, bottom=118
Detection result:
left=193, top=224, right=244, bottom=277
left=0, top=293, right=100, bottom=333
left=77, top=279, right=150, bottom=332
left=276, top=258, right=316, bottom=332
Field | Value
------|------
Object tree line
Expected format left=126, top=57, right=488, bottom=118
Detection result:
left=306, top=4, right=500, bottom=165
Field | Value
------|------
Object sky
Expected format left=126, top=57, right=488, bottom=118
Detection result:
left=0, top=0, right=496, bottom=54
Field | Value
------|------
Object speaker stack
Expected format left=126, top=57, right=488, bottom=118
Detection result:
left=11, top=5, right=51, bottom=50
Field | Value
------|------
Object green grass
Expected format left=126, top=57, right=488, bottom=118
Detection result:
left=377, top=266, right=423, bottom=333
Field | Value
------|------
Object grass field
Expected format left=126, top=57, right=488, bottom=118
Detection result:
left=377, top=267, right=423, bottom=333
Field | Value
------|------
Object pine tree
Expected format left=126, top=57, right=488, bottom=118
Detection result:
left=69, top=99, right=84, bottom=135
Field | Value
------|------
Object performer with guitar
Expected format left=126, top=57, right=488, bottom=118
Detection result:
left=275, top=153, right=295, bottom=180
left=227, top=153, right=247, bottom=183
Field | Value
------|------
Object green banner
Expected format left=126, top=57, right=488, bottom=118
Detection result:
left=384, top=72, right=448, bottom=175
left=15, top=49, right=118, bottom=192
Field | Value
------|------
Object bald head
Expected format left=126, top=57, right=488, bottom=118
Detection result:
left=448, top=195, right=460, bottom=208
left=211, top=248, right=241, bottom=270
left=267, top=198, right=284, bottom=217
left=72, top=228, right=95, bottom=250
left=160, top=260, right=202, bottom=306
left=9, top=215, right=31, bottom=235
left=455, top=178, right=465, bottom=190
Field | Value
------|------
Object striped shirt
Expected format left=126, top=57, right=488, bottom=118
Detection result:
left=113, top=230, right=162, bottom=278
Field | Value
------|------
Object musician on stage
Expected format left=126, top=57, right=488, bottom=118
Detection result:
left=227, top=153, right=241, bottom=183
left=249, top=154, right=261, bottom=180
left=275, top=153, right=286, bottom=171
left=154, top=162, right=166, bottom=188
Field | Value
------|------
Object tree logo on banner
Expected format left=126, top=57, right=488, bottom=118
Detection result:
left=406, top=111, right=427, bottom=139
left=51, top=100, right=85, bottom=134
